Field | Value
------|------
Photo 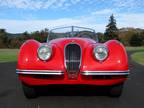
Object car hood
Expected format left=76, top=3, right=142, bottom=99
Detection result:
left=49, top=37, right=96, bottom=50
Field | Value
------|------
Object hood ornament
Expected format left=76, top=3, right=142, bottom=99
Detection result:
left=71, top=40, right=75, bottom=43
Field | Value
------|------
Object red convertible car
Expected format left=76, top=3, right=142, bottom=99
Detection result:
left=16, top=26, right=129, bottom=98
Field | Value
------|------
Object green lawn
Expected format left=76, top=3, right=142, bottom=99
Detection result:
left=131, top=52, right=144, bottom=65
left=126, top=46, right=144, bottom=52
left=0, top=49, right=19, bottom=63
left=126, top=47, right=144, bottom=65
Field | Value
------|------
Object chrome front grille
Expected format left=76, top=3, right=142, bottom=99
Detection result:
left=65, top=43, right=81, bottom=79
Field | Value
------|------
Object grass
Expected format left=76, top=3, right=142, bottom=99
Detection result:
left=126, top=47, right=144, bottom=65
left=126, top=46, right=144, bottom=52
left=0, top=49, right=19, bottom=63
left=131, top=52, right=144, bottom=65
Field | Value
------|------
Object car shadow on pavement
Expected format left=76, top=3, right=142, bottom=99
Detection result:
left=35, top=85, right=109, bottom=97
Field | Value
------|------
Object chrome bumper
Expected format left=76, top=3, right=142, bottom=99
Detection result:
left=16, top=69, right=129, bottom=76
left=81, top=70, right=130, bottom=76
left=16, top=69, right=64, bottom=75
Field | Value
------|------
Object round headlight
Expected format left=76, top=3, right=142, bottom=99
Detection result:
left=93, top=45, right=108, bottom=61
left=38, top=45, right=52, bottom=61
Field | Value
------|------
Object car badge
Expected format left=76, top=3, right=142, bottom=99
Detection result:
left=71, top=40, right=75, bottom=43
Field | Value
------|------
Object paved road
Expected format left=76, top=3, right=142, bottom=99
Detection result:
left=0, top=52, right=144, bottom=108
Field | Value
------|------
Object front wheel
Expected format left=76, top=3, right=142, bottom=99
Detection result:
left=109, top=83, right=124, bottom=97
left=22, top=83, right=37, bottom=99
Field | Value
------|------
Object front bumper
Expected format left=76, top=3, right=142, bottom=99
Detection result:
left=16, top=69, right=64, bottom=75
left=82, top=70, right=129, bottom=76
left=16, top=69, right=129, bottom=86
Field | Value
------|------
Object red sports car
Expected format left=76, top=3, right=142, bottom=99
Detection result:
left=16, top=26, right=129, bottom=98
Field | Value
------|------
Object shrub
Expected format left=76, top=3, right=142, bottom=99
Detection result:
left=130, top=33, right=143, bottom=46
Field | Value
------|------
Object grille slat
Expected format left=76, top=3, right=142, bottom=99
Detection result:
left=65, top=44, right=81, bottom=79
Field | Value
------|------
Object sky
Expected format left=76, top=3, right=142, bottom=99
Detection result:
left=0, top=0, right=144, bottom=33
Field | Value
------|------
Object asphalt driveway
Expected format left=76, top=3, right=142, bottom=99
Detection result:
left=0, top=52, right=144, bottom=108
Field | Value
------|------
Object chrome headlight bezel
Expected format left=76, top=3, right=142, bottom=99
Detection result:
left=37, top=45, right=52, bottom=61
left=93, top=45, right=108, bottom=61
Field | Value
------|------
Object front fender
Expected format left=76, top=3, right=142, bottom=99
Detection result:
left=81, top=40, right=129, bottom=71
left=17, top=39, right=65, bottom=71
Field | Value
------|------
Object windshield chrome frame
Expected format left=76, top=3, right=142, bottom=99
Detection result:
left=47, top=26, right=98, bottom=42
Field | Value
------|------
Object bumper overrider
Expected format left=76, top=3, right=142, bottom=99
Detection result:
left=16, top=69, right=129, bottom=86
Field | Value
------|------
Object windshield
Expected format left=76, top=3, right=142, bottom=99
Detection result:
left=48, top=26, right=97, bottom=41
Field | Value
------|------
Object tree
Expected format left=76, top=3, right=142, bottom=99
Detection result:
left=104, top=14, right=119, bottom=41
left=96, top=32, right=104, bottom=42
left=119, top=30, right=136, bottom=46
left=130, top=33, right=143, bottom=46
left=140, top=30, right=144, bottom=45
left=30, top=28, right=48, bottom=42
left=0, top=29, right=8, bottom=48
left=9, top=37, right=21, bottom=48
